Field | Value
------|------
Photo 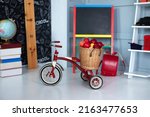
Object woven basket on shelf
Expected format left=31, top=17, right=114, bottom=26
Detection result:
left=79, top=47, right=101, bottom=70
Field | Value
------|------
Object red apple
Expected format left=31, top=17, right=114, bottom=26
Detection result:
left=79, top=41, right=85, bottom=47
left=98, top=42, right=104, bottom=48
left=83, top=38, right=89, bottom=43
left=94, top=43, right=100, bottom=49
left=90, top=38, right=97, bottom=44
left=83, top=42, right=90, bottom=48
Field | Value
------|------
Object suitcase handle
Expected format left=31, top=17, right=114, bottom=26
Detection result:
left=113, top=51, right=126, bottom=75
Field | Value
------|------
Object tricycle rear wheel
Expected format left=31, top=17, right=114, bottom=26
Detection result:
left=89, top=76, right=103, bottom=89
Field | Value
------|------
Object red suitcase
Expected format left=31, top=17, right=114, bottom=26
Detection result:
left=101, top=54, right=119, bottom=76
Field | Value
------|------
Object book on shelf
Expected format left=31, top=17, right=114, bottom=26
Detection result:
left=0, top=68, right=22, bottom=77
left=0, top=42, right=21, bottom=49
left=0, top=55, right=20, bottom=60
left=0, top=57, right=21, bottom=63
left=0, top=48, right=21, bottom=56
left=0, top=61, right=22, bottom=70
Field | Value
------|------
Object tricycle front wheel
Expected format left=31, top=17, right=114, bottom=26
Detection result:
left=89, top=76, right=103, bottom=89
left=40, top=64, right=62, bottom=85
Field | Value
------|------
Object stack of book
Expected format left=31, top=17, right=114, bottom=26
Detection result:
left=0, top=43, right=22, bottom=77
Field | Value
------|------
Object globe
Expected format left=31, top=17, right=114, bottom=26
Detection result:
left=0, top=19, right=17, bottom=41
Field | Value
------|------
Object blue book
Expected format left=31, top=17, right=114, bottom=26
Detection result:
left=1, top=58, right=21, bottom=63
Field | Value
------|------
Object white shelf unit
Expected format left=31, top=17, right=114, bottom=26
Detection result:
left=125, top=0, right=150, bottom=78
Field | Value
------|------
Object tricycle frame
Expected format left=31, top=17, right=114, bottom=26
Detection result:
left=40, top=41, right=103, bottom=89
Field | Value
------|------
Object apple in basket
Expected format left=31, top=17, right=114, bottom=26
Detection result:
left=83, top=42, right=90, bottom=48
left=93, top=41, right=104, bottom=49
left=79, top=40, right=85, bottom=47
left=79, top=38, right=89, bottom=47
left=83, top=38, right=89, bottom=43
left=79, top=38, right=104, bottom=49
left=98, top=42, right=104, bottom=48
left=93, top=43, right=100, bottom=49
left=90, top=38, right=97, bottom=44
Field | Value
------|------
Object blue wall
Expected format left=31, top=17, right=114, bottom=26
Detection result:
left=51, top=0, right=68, bottom=68
left=86, top=0, right=150, bottom=72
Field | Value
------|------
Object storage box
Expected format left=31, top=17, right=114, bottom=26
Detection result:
left=144, top=35, right=150, bottom=50
left=129, top=42, right=142, bottom=50
left=140, top=0, right=148, bottom=2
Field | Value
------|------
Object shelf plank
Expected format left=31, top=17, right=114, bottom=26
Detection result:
left=124, top=72, right=150, bottom=78
left=134, top=2, right=150, bottom=5
left=128, top=49, right=150, bottom=53
left=132, top=26, right=150, bottom=28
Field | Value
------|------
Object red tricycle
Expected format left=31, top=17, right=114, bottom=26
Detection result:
left=40, top=41, right=103, bottom=89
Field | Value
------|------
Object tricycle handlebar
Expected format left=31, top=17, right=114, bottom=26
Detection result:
left=51, top=41, right=60, bottom=43
left=51, top=44, right=62, bottom=48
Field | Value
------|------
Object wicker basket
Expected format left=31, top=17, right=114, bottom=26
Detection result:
left=79, top=47, right=101, bottom=70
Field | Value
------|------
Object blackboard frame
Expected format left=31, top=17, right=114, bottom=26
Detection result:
left=72, top=4, right=114, bottom=73
left=76, top=5, right=112, bottom=37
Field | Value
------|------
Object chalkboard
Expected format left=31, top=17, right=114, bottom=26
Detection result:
left=34, top=0, right=51, bottom=63
left=76, top=7, right=111, bottom=35
left=0, top=0, right=51, bottom=64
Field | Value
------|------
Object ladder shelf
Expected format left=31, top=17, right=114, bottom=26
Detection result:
left=125, top=0, right=150, bottom=78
